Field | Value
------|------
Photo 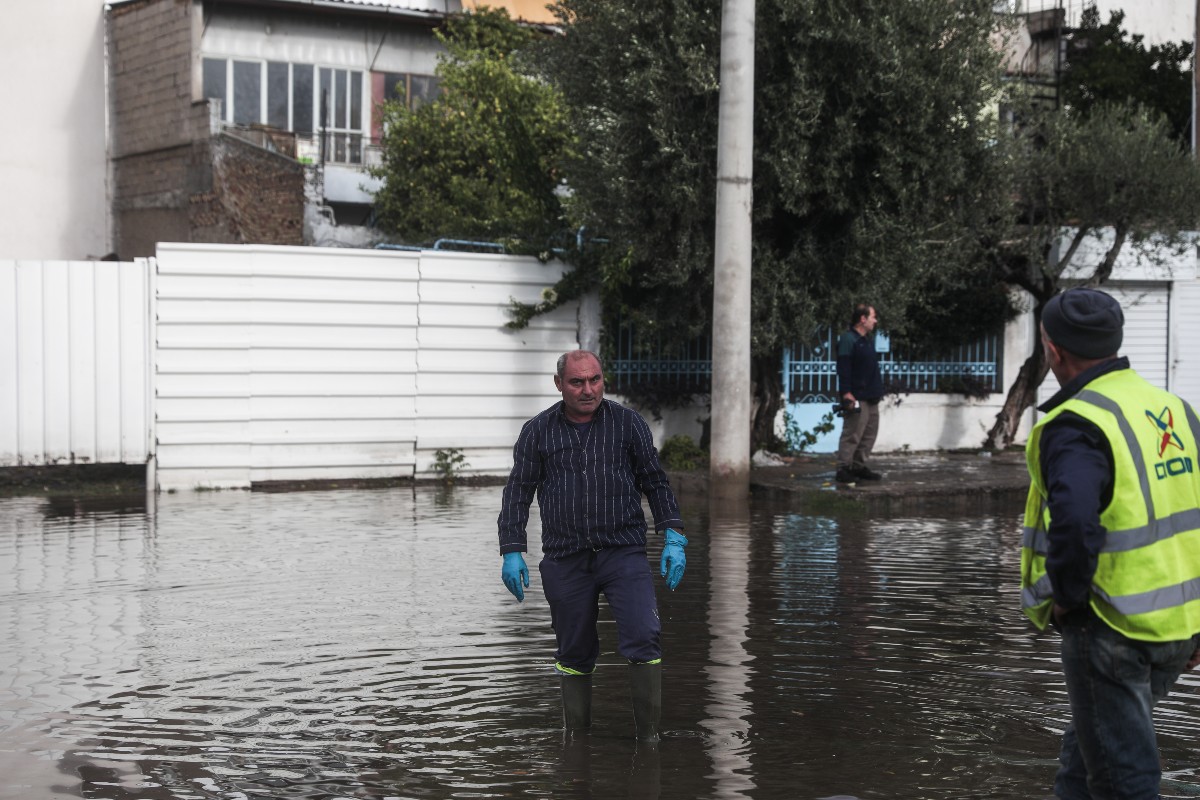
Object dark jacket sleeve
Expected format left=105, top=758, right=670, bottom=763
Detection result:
left=497, top=420, right=542, bottom=554
left=628, top=412, right=684, bottom=533
left=1039, top=412, right=1114, bottom=610
left=836, top=332, right=855, bottom=396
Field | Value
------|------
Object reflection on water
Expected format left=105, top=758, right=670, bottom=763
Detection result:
left=1, top=487, right=1197, bottom=799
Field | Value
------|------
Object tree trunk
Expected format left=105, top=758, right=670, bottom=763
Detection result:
left=751, top=353, right=784, bottom=453
left=983, top=337, right=1049, bottom=451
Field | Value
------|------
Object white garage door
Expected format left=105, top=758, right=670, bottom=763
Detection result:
left=1037, top=282, right=1169, bottom=406
left=1170, top=279, right=1200, bottom=408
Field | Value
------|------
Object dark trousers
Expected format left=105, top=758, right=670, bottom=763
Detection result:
left=539, top=545, right=661, bottom=673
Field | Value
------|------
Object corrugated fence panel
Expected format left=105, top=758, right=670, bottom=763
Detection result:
left=1036, top=282, right=1170, bottom=408
left=415, top=250, right=578, bottom=475
left=0, top=260, right=150, bottom=467
left=153, top=244, right=422, bottom=490
left=154, top=245, right=253, bottom=488
left=1109, top=283, right=1170, bottom=389
left=1170, top=278, right=1200, bottom=408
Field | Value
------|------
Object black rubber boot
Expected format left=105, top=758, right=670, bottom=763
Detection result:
left=560, top=673, right=592, bottom=739
left=629, top=662, right=662, bottom=742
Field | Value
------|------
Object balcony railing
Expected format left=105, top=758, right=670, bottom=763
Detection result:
left=219, top=123, right=382, bottom=167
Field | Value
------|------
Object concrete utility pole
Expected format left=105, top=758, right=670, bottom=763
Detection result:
left=708, top=0, right=756, bottom=498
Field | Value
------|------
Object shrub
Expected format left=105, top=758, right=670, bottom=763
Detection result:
left=659, top=435, right=707, bottom=471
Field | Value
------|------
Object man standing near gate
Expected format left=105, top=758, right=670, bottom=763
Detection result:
left=835, top=303, right=885, bottom=483
left=497, top=349, right=688, bottom=743
left=1021, top=287, right=1200, bottom=799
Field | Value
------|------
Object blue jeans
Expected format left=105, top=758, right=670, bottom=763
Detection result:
left=1055, top=610, right=1197, bottom=800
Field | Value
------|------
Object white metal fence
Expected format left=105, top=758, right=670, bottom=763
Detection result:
left=7, top=242, right=1199, bottom=488
left=0, top=260, right=151, bottom=468
left=151, top=243, right=576, bottom=490
left=2, top=247, right=578, bottom=489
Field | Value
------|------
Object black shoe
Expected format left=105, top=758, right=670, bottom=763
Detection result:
left=835, top=467, right=857, bottom=483
left=854, top=465, right=882, bottom=481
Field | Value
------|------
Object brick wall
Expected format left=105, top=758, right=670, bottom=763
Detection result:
left=200, top=135, right=305, bottom=246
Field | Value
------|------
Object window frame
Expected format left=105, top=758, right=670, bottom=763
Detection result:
left=201, top=55, right=368, bottom=164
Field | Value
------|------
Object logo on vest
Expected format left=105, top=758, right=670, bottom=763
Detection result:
left=1146, top=406, right=1191, bottom=480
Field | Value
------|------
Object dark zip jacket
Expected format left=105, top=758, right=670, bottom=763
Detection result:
left=836, top=329, right=884, bottom=401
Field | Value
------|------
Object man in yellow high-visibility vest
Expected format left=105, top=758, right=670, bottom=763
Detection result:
left=1022, top=287, right=1200, bottom=799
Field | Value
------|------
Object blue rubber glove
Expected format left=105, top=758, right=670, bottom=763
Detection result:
left=502, top=552, right=529, bottom=602
left=659, top=528, right=687, bottom=591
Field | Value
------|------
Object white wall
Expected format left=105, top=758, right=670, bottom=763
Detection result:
left=201, top=8, right=445, bottom=74
left=0, top=0, right=110, bottom=260
left=0, top=260, right=151, bottom=467
left=1172, top=278, right=1200, bottom=408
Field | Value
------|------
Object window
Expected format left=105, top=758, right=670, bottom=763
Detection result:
left=293, top=64, right=314, bottom=134
left=370, top=71, right=440, bottom=142
left=267, top=61, right=289, bottom=129
left=319, top=68, right=363, bottom=163
left=201, top=57, right=366, bottom=164
left=232, top=61, right=261, bottom=126
left=202, top=58, right=226, bottom=110
left=409, top=75, right=439, bottom=108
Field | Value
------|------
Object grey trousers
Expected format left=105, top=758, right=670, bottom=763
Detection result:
left=836, top=399, right=880, bottom=469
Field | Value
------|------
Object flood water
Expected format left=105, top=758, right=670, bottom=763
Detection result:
left=2, top=486, right=1198, bottom=800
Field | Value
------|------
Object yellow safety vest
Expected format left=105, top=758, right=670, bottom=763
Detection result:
left=1022, top=368, right=1200, bottom=641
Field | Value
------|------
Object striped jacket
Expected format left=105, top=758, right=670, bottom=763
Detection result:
left=497, top=398, right=684, bottom=559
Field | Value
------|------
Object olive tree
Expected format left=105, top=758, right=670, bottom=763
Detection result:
left=535, top=0, right=1014, bottom=447
left=982, top=103, right=1200, bottom=449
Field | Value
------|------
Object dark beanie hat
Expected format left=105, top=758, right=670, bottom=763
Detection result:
left=1042, top=288, right=1124, bottom=358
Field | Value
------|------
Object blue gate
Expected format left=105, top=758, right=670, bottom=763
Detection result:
left=783, top=330, right=1003, bottom=453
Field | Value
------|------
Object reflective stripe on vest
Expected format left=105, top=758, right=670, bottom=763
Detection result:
left=1021, top=369, right=1200, bottom=641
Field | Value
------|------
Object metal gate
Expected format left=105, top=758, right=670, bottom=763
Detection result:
left=783, top=330, right=1004, bottom=453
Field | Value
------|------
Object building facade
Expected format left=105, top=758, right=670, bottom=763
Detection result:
left=0, top=0, right=110, bottom=261
left=107, top=0, right=464, bottom=257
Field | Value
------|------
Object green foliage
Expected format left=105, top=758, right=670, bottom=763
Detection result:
left=782, top=409, right=836, bottom=455
left=531, top=0, right=1015, bottom=447
left=371, top=8, right=575, bottom=246
left=505, top=245, right=599, bottom=328
left=537, top=0, right=1013, bottom=356
left=658, top=435, right=707, bottom=471
left=1063, top=8, right=1193, bottom=144
left=994, top=102, right=1200, bottom=297
left=980, top=100, right=1200, bottom=448
left=432, top=448, right=469, bottom=482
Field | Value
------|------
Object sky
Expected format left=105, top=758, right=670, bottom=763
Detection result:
left=1089, top=0, right=1193, bottom=45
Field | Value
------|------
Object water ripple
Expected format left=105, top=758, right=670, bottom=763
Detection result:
left=2, top=489, right=1198, bottom=798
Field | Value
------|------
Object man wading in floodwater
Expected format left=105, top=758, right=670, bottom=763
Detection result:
left=1021, top=288, right=1200, bottom=799
left=497, top=350, right=688, bottom=742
